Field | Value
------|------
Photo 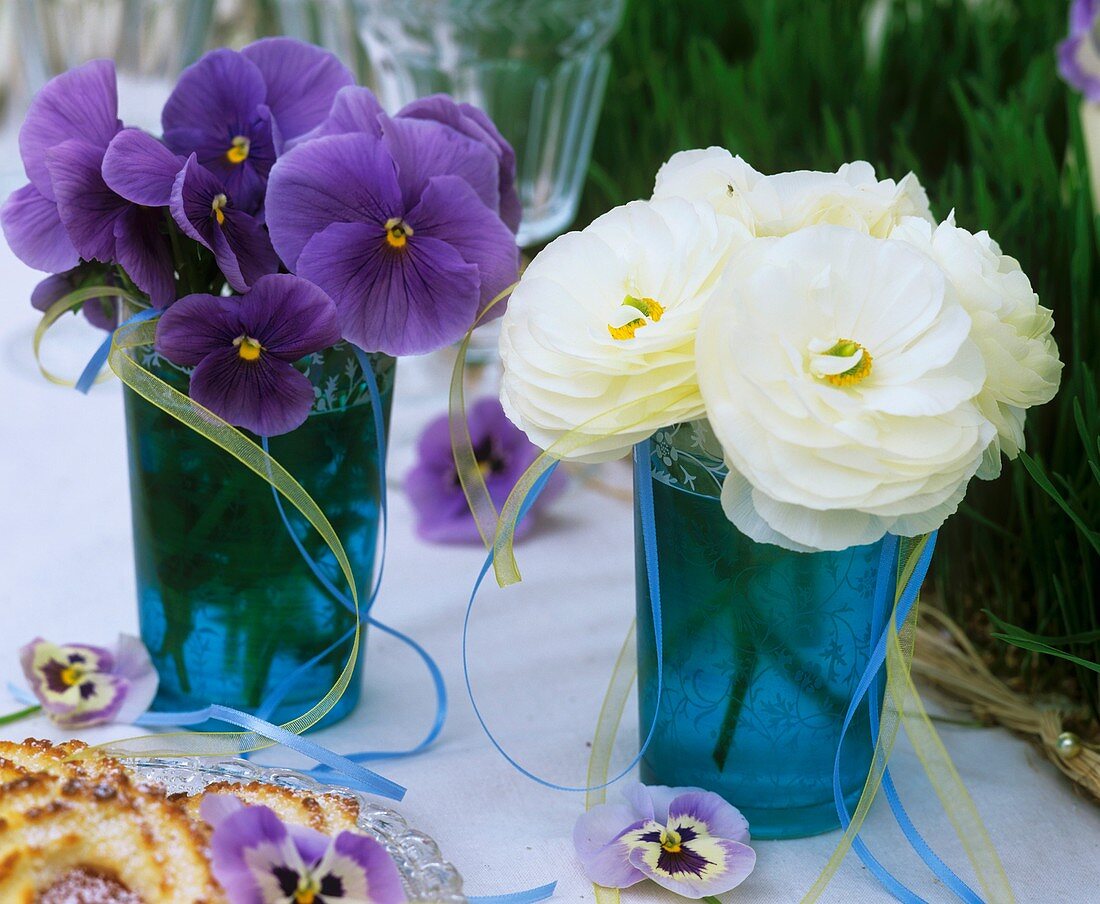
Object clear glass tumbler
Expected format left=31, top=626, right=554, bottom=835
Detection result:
left=356, top=0, right=625, bottom=248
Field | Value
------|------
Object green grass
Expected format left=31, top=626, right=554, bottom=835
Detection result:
left=576, top=0, right=1100, bottom=719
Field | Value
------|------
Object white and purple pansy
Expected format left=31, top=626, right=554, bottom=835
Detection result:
left=574, top=782, right=756, bottom=899
left=19, top=634, right=158, bottom=728
left=202, top=794, right=406, bottom=904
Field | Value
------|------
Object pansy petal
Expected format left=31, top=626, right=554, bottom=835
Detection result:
left=312, top=832, right=406, bottom=904
left=381, top=114, right=500, bottom=213
left=235, top=273, right=340, bottom=360
left=31, top=274, right=73, bottom=312
left=200, top=793, right=246, bottom=829
left=189, top=346, right=316, bottom=436
left=573, top=805, right=650, bottom=888
left=112, top=634, right=159, bottom=724
left=629, top=836, right=756, bottom=899
left=1, top=184, right=79, bottom=272
left=400, top=95, right=521, bottom=232
left=668, top=791, right=751, bottom=844
left=162, top=49, right=266, bottom=151
left=114, top=206, right=176, bottom=308
left=58, top=673, right=128, bottom=727
left=19, top=59, right=119, bottom=199
left=103, top=129, right=184, bottom=207
left=155, top=292, right=243, bottom=365
left=266, top=132, right=402, bottom=268
left=208, top=803, right=291, bottom=904
left=47, top=138, right=125, bottom=263
left=241, top=37, right=354, bottom=145
left=216, top=207, right=280, bottom=293
left=170, top=154, right=220, bottom=249
left=407, top=174, right=518, bottom=310
left=303, top=85, right=385, bottom=143
left=297, top=220, right=480, bottom=356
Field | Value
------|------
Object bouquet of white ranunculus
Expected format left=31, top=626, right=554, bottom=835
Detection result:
left=499, top=149, right=1063, bottom=552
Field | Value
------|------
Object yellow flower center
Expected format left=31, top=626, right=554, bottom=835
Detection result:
left=811, top=338, right=873, bottom=386
left=608, top=294, right=665, bottom=341
left=60, top=666, right=83, bottom=687
left=226, top=135, right=250, bottom=164
left=294, top=874, right=320, bottom=903
left=384, top=217, right=413, bottom=249
left=211, top=193, right=229, bottom=226
left=660, top=827, right=683, bottom=854
left=233, top=334, right=263, bottom=361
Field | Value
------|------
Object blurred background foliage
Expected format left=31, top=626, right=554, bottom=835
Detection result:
left=577, top=0, right=1100, bottom=722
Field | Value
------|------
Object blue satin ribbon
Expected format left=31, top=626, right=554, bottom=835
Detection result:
left=461, top=438, right=665, bottom=793
left=74, top=307, right=160, bottom=394
left=830, top=532, right=985, bottom=903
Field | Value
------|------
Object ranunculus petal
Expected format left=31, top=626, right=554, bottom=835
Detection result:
left=241, top=37, right=354, bottom=146
left=46, top=139, right=126, bottom=263
left=19, top=59, right=120, bottom=199
left=156, top=292, right=243, bottom=365
left=266, top=132, right=402, bottom=269
left=407, top=174, right=518, bottom=310
left=235, top=273, right=340, bottom=360
left=297, top=220, right=480, bottom=356
left=189, top=346, right=316, bottom=436
left=1, top=183, right=80, bottom=272
left=381, top=114, right=500, bottom=214
left=103, top=129, right=184, bottom=207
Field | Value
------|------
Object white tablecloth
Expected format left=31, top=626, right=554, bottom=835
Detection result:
left=1, top=240, right=1098, bottom=903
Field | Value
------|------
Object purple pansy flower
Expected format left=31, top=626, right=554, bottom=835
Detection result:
left=155, top=274, right=340, bottom=436
left=265, top=119, right=518, bottom=356
left=0, top=60, right=178, bottom=307
left=170, top=153, right=279, bottom=293
left=304, top=87, right=521, bottom=236
left=202, top=795, right=406, bottom=904
left=1059, top=1, right=1100, bottom=99
left=31, top=265, right=119, bottom=331
left=19, top=634, right=158, bottom=728
left=398, top=95, right=522, bottom=234
left=574, top=783, right=756, bottom=899
left=405, top=397, right=565, bottom=544
left=162, top=39, right=354, bottom=213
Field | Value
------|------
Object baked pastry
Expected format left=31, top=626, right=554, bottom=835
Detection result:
left=173, top=779, right=360, bottom=835
left=0, top=739, right=374, bottom=903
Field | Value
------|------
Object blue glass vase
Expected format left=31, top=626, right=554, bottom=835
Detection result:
left=123, top=344, right=394, bottom=729
left=635, top=422, right=891, bottom=839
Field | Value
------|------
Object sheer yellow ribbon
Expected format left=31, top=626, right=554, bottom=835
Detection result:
left=34, top=297, right=364, bottom=759
left=31, top=285, right=142, bottom=387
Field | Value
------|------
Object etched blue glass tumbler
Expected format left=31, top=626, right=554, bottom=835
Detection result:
left=124, top=346, right=394, bottom=728
left=635, top=422, right=890, bottom=839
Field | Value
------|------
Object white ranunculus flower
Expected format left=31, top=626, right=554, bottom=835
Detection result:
left=653, top=146, right=933, bottom=238
left=499, top=198, right=750, bottom=461
left=889, top=215, right=1062, bottom=478
left=696, top=225, right=995, bottom=552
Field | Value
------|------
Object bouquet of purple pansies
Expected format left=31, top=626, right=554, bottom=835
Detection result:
left=2, top=38, right=520, bottom=436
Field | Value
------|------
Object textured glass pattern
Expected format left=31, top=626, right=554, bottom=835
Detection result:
left=357, top=0, right=625, bottom=246
left=129, top=757, right=465, bottom=902
left=635, top=422, right=889, bottom=839
left=124, top=346, right=394, bottom=727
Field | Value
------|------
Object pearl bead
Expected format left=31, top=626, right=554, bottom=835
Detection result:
left=1055, top=731, right=1083, bottom=760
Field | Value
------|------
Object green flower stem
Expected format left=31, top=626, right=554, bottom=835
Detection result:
left=0, top=704, right=42, bottom=726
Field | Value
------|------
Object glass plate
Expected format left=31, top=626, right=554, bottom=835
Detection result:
left=127, top=757, right=465, bottom=903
